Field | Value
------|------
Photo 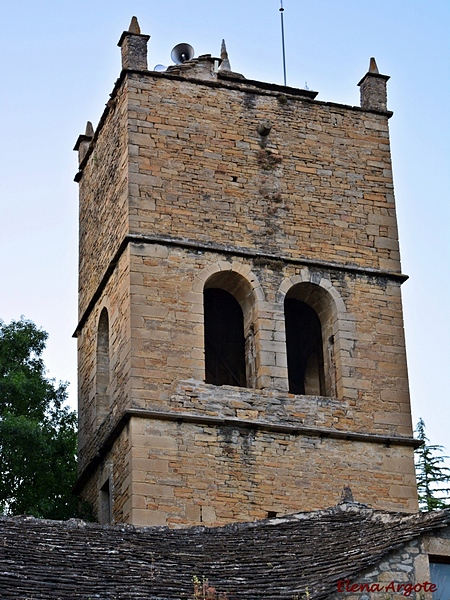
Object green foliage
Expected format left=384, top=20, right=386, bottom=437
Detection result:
left=0, top=318, right=78, bottom=519
left=415, top=418, right=450, bottom=511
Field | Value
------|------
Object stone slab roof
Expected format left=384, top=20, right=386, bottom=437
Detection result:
left=1, top=504, right=449, bottom=599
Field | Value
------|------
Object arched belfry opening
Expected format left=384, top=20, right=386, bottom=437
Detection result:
left=284, top=282, right=336, bottom=397
left=96, top=307, right=110, bottom=422
left=204, top=288, right=246, bottom=387
left=284, top=298, right=325, bottom=395
left=203, top=271, right=257, bottom=389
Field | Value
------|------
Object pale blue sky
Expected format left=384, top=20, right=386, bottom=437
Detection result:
left=0, top=1, right=449, bottom=453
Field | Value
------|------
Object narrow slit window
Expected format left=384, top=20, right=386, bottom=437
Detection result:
left=96, top=308, right=110, bottom=421
left=99, top=478, right=112, bottom=524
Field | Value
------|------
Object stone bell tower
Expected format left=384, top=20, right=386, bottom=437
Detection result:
left=73, top=17, right=419, bottom=527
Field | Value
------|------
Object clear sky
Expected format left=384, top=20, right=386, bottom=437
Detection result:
left=0, top=1, right=449, bottom=453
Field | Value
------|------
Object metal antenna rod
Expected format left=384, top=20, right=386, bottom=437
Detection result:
left=279, top=0, right=287, bottom=86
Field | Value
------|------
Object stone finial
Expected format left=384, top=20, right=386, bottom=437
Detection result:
left=74, top=121, right=94, bottom=165
left=117, top=17, right=150, bottom=71
left=339, top=486, right=355, bottom=504
left=218, top=39, right=232, bottom=72
left=128, top=16, right=141, bottom=34
left=369, top=56, right=379, bottom=74
left=358, top=57, right=390, bottom=112
left=85, top=121, right=94, bottom=137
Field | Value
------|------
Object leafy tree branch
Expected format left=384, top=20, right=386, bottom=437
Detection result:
left=0, top=318, right=78, bottom=519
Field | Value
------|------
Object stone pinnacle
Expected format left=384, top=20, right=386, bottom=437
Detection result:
left=219, top=39, right=232, bottom=72
left=369, top=57, right=379, bottom=74
left=128, top=16, right=141, bottom=35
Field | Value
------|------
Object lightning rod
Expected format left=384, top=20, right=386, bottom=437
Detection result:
left=279, top=0, right=287, bottom=86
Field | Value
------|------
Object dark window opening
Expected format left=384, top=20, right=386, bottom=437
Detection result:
left=267, top=511, right=277, bottom=518
left=99, top=478, right=112, bottom=524
left=285, top=298, right=325, bottom=395
left=204, top=288, right=246, bottom=387
left=96, top=308, right=110, bottom=422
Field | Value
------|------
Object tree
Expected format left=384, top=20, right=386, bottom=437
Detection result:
left=415, top=418, right=450, bottom=511
left=0, top=317, right=78, bottom=519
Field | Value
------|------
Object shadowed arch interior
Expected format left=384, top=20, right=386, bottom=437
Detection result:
left=284, top=281, right=337, bottom=397
left=284, top=298, right=325, bottom=395
left=204, top=288, right=246, bottom=387
left=203, top=270, right=257, bottom=389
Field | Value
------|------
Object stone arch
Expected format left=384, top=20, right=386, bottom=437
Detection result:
left=194, top=261, right=265, bottom=304
left=278, top=270, right=348, bottom=398
left=196, top=262, right=263, bottom=389
left=277, top=269, right=346, bottom=313
left=96, top=307, right=111, bottom=423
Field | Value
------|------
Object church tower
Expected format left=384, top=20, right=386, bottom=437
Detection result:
left=73, top=18, right=419, bottom=527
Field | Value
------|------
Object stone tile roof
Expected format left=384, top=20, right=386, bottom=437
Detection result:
left=1, top=504, right=449, bottom=599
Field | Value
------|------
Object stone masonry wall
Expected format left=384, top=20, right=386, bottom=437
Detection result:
left=79, top=423, right=132, bottom=525
left=77, top=82, right=130, bottom=318
left=122, top=415, right=417, bottom=528
left=126, top=71, right=400, bottom=274
left=77, top=69, right=402, bottom=331
left=75, top=56, right=416, bottom=525
left=329, top=535, right=439, bottom=600
left=128, top=243, right=412, bottom=439
left=77, top=249, right=131, bottom=470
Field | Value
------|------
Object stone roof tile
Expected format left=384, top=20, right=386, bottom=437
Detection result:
left=1, top=505, right=449, bottom=599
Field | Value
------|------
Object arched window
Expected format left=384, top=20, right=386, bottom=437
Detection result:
left=284, top=282, right=335, bottom=397
left=204, top=288, right=246, bottom=387
left=203, top=271, right=256, bottom=389
left=284, top=298, right=325, bottom=395
left=96, top=308, right=110, bottom=422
